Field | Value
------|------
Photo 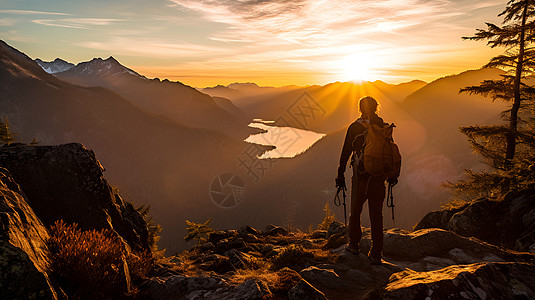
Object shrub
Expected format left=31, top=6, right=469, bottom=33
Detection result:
left=270, top=245, right=314, bottom=271
left=135, top=204, right=164, bottom=258
left=47, top=220, right=152, bottom=299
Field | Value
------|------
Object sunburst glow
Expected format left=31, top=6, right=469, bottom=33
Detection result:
left=338, top=54, right=380, bottom=82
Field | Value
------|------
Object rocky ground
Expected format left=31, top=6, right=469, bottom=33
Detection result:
left=140, top=221, right=535, bottom=300
left=1, top=142, right=535, bottom=299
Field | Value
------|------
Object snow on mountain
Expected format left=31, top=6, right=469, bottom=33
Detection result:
left=34, top=58, right=75, bottom=74
left=65, top=56, right=144, bottom=79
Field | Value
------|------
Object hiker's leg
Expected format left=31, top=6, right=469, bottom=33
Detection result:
left=348, top=174, right=367, bottom=249
left=367, top=176, right=386, bottom=259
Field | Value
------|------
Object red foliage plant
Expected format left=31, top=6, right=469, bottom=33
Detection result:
left=47, top=220, right=152, bottom=299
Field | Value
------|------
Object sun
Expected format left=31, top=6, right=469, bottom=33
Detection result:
left=338, top=54, right=379, bottom=82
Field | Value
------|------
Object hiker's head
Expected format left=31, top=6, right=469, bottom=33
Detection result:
left=359, top=96, right=378, bottom=117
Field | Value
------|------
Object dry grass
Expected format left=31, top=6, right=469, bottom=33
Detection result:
left=164, top=251, right=201, bottom=277
left=229, top=267, right=302, bottom=296
left=230, top=268, right=278, bottom=285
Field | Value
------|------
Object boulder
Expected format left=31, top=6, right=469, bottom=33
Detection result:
left=238, top=225, right=261, bottom=237
left=415, top=189, right=535, bottom=251
left=346, top=269, right=374, bottom=284
left=383, top=262, right=535, bottom=300
left=310, top=230, right=327, bottom=239
left=264, top=224, right=288, bottom=236
left=300, top=266, right=347, bottom=289
left=322, top=232, right=348, bottom=250
left=447, top=198, right=506, bottom=240
left=0, top=167, right=59, bottom=299
left=288, top=279, right=328, bottom=300
left=326, top=221, right=346, bottom=238
left=0, top=143, right=150, bottom=252
left=214, top=237, right=247, bottom=254
left=413, top=204, right=467, bottom=230
left=208, top=230, right=237, bottom=244
left=381, top=228, right=532, bottom=263
left=336, top=252, right=372, bottom=270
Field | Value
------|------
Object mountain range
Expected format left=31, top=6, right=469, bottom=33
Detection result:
left=0, top=40, right=247, bottom=252
left=1, top=40, right=507, bottom=252
left=52, top=57, right=250, bottom=138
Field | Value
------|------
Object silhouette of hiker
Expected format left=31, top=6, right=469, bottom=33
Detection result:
left=335, top=96, right=398, bottom=265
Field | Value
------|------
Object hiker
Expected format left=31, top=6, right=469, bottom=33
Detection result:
left=335, top=96, right=399, bottom=265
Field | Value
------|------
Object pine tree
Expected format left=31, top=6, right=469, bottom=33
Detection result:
left=184, top=219, right=214, bottom=244
left=317, top=202, right=335, bottom=231
left=0, top=117, right=16, bottom=145
left=448, top=0, right=535, bottom=197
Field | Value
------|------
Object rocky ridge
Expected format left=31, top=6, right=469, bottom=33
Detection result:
left=142, top=219, right=535, bottom=299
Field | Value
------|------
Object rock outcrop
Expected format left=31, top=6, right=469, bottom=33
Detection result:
left=383, top=262, right=535, bottom=300
left=0, top=143, right=150, bottom=252
left=0, top=167, right=59, bottom=299
left=415, top=188, right=535, bottom=252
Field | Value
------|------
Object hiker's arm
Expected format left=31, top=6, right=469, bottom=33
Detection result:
left=338, top=124, right=357, bottom=174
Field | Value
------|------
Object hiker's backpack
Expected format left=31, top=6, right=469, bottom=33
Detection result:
left=353, top=120, right=402, bottom=178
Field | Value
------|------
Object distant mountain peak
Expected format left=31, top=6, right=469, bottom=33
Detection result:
left=106, top=56, right=119, bottom=63
left=227, top=82, right=261, bottom=89
left=67, top=56, right=144, bottom=79
left=35, top=57, right=75, bottom=74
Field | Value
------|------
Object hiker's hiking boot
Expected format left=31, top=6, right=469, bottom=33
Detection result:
left=369, top=256, right=382, bottom=265
left=368, top=252, right=382, bottom=265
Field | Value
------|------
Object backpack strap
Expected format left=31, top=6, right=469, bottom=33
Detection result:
left=350, top=119, right=368, bottom=169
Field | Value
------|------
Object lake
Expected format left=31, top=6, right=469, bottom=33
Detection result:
left=245, top=119, right=326, bottom=159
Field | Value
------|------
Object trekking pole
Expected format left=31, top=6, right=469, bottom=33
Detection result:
left=342, top=186, right=347, bottom=226
left=334, top=185, right=347, bottom=226
left=386, top=183, right=395, bottom=227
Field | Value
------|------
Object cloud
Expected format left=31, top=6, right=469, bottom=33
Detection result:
left=0, top=9, right=69, bottom=15
left=1, top=30, right=34, bottom=42
left=78, top=37, right=232, bottom=58
left=165, top=0, right=504, bottom=80
left=169, top=0, right=444, bottom=45
left=0, top=18, right=15, bottom=26
left=32, top=18, right=122, bottom=29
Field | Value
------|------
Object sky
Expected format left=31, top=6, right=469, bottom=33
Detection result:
left=0, top=0, right=506, bottom=87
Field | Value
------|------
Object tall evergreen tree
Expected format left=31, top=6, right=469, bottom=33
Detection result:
left=448, top=0, right=535, bottom=197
